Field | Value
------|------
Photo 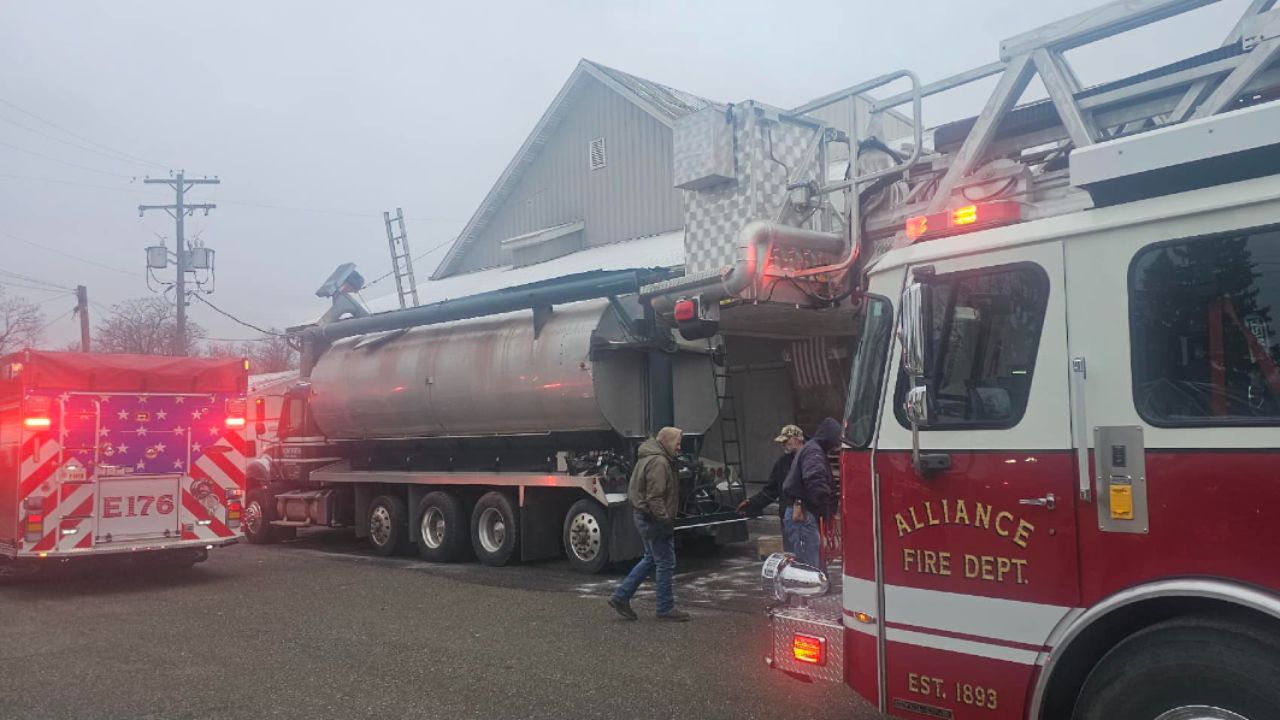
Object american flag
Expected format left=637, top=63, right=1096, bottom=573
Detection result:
left=59, top=392, right=226, bottom=476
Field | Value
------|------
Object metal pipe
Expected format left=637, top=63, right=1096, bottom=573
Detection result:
left=719, top=221, right=845, bottom=297
left=303, top=269, right=663, bottom=344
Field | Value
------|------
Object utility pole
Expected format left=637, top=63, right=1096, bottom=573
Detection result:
left=139, top=171, right=219, bottom=355
left=74, top=285, right=90, bottom=352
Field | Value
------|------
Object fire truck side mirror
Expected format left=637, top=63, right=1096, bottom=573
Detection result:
left=899, top=282, right=932, bottom=378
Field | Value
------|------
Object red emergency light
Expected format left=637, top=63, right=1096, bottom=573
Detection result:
left=904, top=201, right=1022, bottom=242
left=792, top=633, right=826, bottom=665
left=23, top=395, right=52, bottom=430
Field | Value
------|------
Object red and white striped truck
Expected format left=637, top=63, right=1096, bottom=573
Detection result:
left=0, top=350, right=248, bottom=577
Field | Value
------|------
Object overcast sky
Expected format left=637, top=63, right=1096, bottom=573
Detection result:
left=0, top=0, right=1251, bottom=346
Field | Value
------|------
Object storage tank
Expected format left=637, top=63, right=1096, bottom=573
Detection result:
left=308, top=298, right=720, bottom=441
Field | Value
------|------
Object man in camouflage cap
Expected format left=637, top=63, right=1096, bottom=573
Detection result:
left=737, top=424, right=806, bottom=542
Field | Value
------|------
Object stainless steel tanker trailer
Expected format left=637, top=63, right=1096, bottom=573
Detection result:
left=244, top=265, right=748, bottom=572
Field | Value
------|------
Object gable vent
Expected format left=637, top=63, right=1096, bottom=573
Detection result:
left=589, top=137, right=606, bottom=170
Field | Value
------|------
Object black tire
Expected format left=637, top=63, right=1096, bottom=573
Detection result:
left=243, top=490, right=278, bottom=545
left=415, top=491, right=469, bottom=563
left=367, top=495, right=410, bottom=557
left=1073, top=614, right=1280, bottom=720
left=0, top=556, right=40, bottom=584
left=471, top=491, right=519, bottom=567
left=563, top=499, right=610, bottom=574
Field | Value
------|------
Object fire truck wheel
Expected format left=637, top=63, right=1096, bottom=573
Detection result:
left=0, top=557, right=39, bottom=583
left=471, top=491, right=519, bottom=567
left=368, top=495, right=411, bottom=557
left=416, top=491, right=468, bottom=563
left=1073, top=614, right=1280, bottom=720
left=563, top=499, right=610, bottom=574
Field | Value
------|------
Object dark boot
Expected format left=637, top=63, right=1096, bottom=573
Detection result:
left=656, top=609, right=691, bottom=622
left=608, top=597, right=638, bottom=621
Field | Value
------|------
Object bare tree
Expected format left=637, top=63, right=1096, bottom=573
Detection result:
left=0, top=286, right=45, bottom=355
left=94, top=297, right=206, bottom=355
left=204, top=331, right=297, bottom=373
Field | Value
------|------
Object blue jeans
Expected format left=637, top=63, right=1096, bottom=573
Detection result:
left=612, top=511, right=676, bottom=615
left=784, top=508, right=823, bottom=571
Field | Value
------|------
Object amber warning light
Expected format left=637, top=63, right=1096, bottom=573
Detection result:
left=792, top=633, right=826, bottom=665
left=905, top=201, right=1022, bottom=242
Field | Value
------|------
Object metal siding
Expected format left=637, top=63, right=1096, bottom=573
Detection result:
left=452, top=79, right=684, bottom=275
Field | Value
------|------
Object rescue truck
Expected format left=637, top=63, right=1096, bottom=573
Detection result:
left=241, top=267, right=747, bottom=573
left=640, top=0, right=1280, bottom=717
left=0, top=350, right=248, bottom=577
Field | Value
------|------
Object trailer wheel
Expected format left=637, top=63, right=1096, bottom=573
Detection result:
left=368, top=495, right=410, bottom=557
left=563, top=499, right=610, bottom=574
left=243, top=491, right=277, bottom=544
left=471, top=491, right=519, bottom=566
left=416, top=491, right=468, bottom=563
left=1073, top=614, right=1280, bottom=720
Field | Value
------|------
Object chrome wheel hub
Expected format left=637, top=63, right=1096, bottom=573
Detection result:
left=477, top=507, right=506, bottom=553
left=244, top=501, right=263, bottom=536
left=369, top=506, right=393, bottom=547
left=1155, top=707, right=1250, bottom=720
left=421, top=507, right=446, bottom=549
left=567, top=512, right=601, bottom=562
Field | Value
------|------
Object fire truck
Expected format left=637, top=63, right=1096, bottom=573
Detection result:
left=0, top=350, right=248, bottom=577
left=640, top=0, right=1280, bottom=717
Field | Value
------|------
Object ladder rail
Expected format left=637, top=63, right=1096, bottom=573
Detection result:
left=383, top=207, right=420, bottom=309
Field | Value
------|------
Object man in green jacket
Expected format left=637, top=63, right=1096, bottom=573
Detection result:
left=608, top=426, right=690, bottom=622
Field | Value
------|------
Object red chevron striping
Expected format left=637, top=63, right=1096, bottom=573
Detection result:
left=219, top=429, right=247, bottom=456
left=203, top=446, right=245, bottom=487
left=181, top=490, right=231, bottom=537
left=74, top=531, right=93, bottom=549
left=19, top=455, right=60, bottom=501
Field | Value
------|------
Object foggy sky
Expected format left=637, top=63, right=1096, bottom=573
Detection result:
left=0, top=0, right=1251, bottom=346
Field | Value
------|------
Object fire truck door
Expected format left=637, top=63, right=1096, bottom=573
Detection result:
left=873, top=240, right=1080, bottom=719
left=57, top=394, right=100, bottom=551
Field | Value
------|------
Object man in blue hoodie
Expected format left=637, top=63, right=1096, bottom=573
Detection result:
left=782, top=417, right=840, bottom=571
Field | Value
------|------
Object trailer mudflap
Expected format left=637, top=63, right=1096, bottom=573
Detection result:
left=766, top=594, right=845, bottom=684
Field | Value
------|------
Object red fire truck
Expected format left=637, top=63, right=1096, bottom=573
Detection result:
left=0, top=350, right=248, bottom=576
left=643, top=1, right=1280, bottom=717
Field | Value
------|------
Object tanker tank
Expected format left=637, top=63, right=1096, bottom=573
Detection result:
left=308, top=297, right=720, bottom=443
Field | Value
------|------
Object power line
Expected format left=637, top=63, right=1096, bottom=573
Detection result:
left=0, top=281, right=71, bottom=296
left=1, top=229, right=143, bottom=277
left=0, top=172, right=144, bottom=195
left=191, top=294, right=286, bottom=337
left=364, top=235, right=457, bottom=289
left=0, top=113, right=156, bottom=172
left=0, top=97, right=170, bottom=170
left=34, top=306, right=76, bottom=336
left=0, top=139, right=131, bottom=178
left=0, top=268, right=75, bottom=291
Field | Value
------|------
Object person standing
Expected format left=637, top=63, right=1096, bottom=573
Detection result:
left=782, top=417, right=841, bottom=571
left=737, top=425, right=805, bottom=541
left=609, top=426, right=691, bottom=622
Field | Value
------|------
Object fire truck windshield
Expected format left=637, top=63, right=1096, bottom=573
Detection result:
left=843, top=295, right=893, bottom=448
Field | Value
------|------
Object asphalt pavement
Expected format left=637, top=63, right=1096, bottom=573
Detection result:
left=0, top=521, right=878, bottom=720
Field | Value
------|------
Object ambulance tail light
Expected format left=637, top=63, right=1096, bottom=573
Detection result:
left=23, top=395, right=52, bottom=430
left=225, top=397, right=247, bottom=429
left=904, top=201, right=1022, bottom=242
left=792, top=633, right=826, bottom=666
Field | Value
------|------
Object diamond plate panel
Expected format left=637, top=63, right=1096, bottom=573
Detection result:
left=767, top=600, right=846, bottom=684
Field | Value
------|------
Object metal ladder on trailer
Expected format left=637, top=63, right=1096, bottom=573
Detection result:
left=714, top=367, right=747, bottom=504
left=383, top=207, right=420, bottom=309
